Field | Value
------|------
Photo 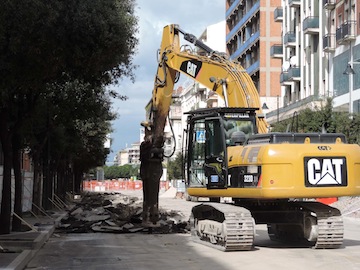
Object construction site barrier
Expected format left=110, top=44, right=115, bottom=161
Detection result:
left=316, top=197, right=338, bottom=205
left=82, top=179, right=169, bottom=192
left=83, top=181, right=336, bottom=204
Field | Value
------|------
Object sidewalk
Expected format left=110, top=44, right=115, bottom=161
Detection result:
left=0, top=190, right=171, bottom=269
left=0, top=212, right=66, bottom=270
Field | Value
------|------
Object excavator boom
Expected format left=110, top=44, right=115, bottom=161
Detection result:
left=140, top=24, right=268, bottom=226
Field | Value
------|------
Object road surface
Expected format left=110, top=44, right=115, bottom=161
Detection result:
left=26, top=195, right=360, bottom=270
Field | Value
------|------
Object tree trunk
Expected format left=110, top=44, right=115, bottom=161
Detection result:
left=32, top=155, right=43, bottom=215
left=57, top=166, right=65, bottom=200
left=12, top=136, right=23, bottom=231
left=0, top=112, right=13, bottom=234
left=73, top=167, right=83, bottom=194
left=42, top=142, right=49, bottom=210
left=42, top=164, right=51, bottom=210
left=42, top=134, right=53, bottom=210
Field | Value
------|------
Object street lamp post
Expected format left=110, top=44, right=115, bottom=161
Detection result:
left=343, top=60, right=360, bottom=115
left=277, top=95, right=279, bottom=123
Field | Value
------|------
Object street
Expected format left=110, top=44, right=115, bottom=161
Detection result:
left=25, top=196, right=360, bottom=270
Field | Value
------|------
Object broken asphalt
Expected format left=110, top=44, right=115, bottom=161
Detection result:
left=0, top=188, right=188, bottom=269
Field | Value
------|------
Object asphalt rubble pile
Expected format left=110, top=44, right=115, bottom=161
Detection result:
left=57, top=192, right=360, bottom=236
left=58, top=192, right=190, bottom=234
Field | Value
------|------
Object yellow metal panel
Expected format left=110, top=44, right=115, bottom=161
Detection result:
left=189, top=142, right=360, bottom=199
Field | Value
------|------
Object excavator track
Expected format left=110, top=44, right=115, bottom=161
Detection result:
left=190, top=203, right=255, bottom=251
left=265, top=201, right=343, bottom=249
left=315, top=215, right=343, bottom=248
left=297, top=202, right=343, bottom=249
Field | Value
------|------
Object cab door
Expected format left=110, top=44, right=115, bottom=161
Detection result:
left=204, top=118, right=228, bottom=189
left=186, top=118, right=207, bottom=188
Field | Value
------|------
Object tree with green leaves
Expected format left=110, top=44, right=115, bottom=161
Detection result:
left=271, top=98, right=359, bottom=144
left=104, top=165, right=122, bottom=180
left=167, top=153, right=184, bottom=180
left=0, top=0, right=138, bottom=234
left=104, top=164, right=140, bottom=179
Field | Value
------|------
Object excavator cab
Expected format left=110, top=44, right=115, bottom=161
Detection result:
left=185, top=108, right=258, bottom=191
left=186, top=114, right=227, bottom=190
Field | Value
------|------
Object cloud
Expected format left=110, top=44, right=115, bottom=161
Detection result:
left=108, top=0, right=225, bottom=162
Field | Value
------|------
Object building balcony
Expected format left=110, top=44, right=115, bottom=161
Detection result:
left=226, top=1, right=260, bottom=43
left=247, top=60, right=260, bottom=75
left=335, top=27, right=342, bottom=42
left=336, top=21, right=357, bottom=44
left=323, top=34, right=335, bottom=52
left=288, top=66, right=300, bottom=81
left=270, top=44, right=283, bottom=58
left=280, top=67, right=300, bottom=84
left=288, top=0, right=300, bottom=8
left=274, top=7, right=283, bottom=22
left=323, top=0, right=335, bottom=9
left=303, top=17, right=319, bottom=35
left=226, top=0, right=243, bottom=20
left=284, top=32, right=296, bottom=47
left=280, top=72, right=291, bottom=85
left=229, top=31, right=260, bottom=61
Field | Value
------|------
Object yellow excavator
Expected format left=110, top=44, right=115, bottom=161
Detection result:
left=140, top=24, right=360, bottom=251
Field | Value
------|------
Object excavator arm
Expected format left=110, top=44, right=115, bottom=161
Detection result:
left=140, top=24, right=268, bottom=226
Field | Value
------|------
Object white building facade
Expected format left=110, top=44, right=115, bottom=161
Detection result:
left=265, top=0, right=360, bottom=123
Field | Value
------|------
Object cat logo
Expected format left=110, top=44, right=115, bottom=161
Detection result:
left=304, top=157, right=347, bottom=187
left=187, top=62, right=197, bottom=77
left=179, top=60, right=202, bottom=78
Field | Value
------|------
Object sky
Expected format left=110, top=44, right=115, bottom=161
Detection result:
left=107, top=0, right=225, bottom=163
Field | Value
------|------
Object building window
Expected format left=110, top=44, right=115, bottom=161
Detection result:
left=333, top=52, right=350, bottom=97
left=338, top=14, right=342, bottom=27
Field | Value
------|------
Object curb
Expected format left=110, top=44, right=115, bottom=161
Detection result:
left=3, top=212, right=67, bottom=270
left=4, top=250, right=33, bottom=270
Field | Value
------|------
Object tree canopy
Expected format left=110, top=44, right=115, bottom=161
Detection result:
left=0, top=0, right=138, bottom=93
left=0, top=0, right=138, bottom=234
left=271, top=98, right=360, bottom=144
left=167, top=153, right=184, bottom=180
left=104, top=164, right=140, bottom=179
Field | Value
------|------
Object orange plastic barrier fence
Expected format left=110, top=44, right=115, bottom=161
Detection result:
left=316, top=197, right=338, bottom=205
left=82, top=180, right=169, bottom=192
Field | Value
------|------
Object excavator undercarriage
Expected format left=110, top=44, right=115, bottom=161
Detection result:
left=189, top=200, right=343, bottom=251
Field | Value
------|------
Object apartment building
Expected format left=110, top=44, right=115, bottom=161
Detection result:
left=114, top=128, right=144, bottom=166
left=274, top=0, right=326, bottom=121
left=226, top=0, right=360, bottom=124
left=265, top=0, right=359, bottom=122
left=226, top=0, right=283, bottom=120
left=327, top=0, right=360, bottom=113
